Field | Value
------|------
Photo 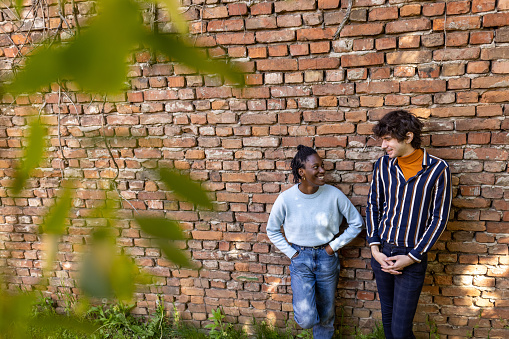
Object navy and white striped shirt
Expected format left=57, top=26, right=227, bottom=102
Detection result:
left=366, top=149, right=452, bottom=262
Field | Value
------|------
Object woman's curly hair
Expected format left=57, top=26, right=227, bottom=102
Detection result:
left=290, top=145, right=317, bottom=184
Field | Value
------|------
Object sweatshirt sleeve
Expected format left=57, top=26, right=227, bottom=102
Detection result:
left=266, top=194, right=298, bottom=259
left=329, top=191, right=364, bottom=252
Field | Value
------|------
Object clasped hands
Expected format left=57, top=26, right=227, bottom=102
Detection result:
left=371, top=245, right=415, bottom=275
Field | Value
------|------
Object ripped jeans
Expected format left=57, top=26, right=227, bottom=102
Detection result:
left=289, top=244, right=340, bottom=339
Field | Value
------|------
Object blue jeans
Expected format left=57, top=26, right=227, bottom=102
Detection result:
left=371, top=242, right=428, bottom=339
left=290, top=244, right=339, bottom=339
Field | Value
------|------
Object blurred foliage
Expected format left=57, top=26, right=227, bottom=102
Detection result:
left=12, top=118, right=47, bottom=195
left=6, top=0, right=243, bottom=95
left=0, top=0, right=241, bottom=336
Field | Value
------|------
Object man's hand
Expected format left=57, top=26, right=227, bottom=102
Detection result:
left=371, top=245, right=412, bottom=275
left=383, top=255, right=415, bottom=274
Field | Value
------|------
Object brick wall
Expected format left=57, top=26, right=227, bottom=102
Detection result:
left=1, top=0, right=509, bottom=337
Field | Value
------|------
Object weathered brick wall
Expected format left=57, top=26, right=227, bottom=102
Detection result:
left=1, top=0, right=509, bottom=337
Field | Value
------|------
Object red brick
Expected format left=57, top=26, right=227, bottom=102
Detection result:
left=207, top=19, right=244, bottom=32
left=341, top=52, right=384, bottom=67
left=456, top=119, right=500, bottom=131
left=386, top=51, right=431, bottom=64
left=289, top=44, right=309, bottom=56
left=431, top=106, right=476, bottom=117
left=484, top=13, right=509, bottom=28
left=433, top=16, right=481, bottom=31
left=467, top=61, right=490, bottom=74
left=256, top=59, right=298, bottom=71
left=310, top=41, right=330, bottom=54
left=256, top=30, right=295, bottom=43
left=277, top=14, right=302, bottom=28
left=433, top=47, right=480, bottom=61
left=481, top=90, right=509, bottom=103
left=491, top=132, right=509, bottom=144
left=246, top=17, right=277, bottom=30
left=446, top=1, right=471, bottom=15
left=216, top=32, right=255, bottom=45
left=318, top=0, right=340, bottom=9
left=299, top=57, right=339, bottom=70
left=400, top=80, right=446, bottom=93
left=297, top=27, right=336, bottom=41
left=386, top=18, right=431, bottom=34
left=375, top=37, right=397, bottom=50
left=202, top=6, right=229, bottom=19
left=312, top=84, right=355, bottom=96
left=423, top=3, right=445, bottom=16
left=470, top=31, right=494, bottom=44
left=356, top=81, right=399, bottom=94
left=472, top=0, right=495, bottom=13
left=481, top=46, right=509, bottom=60
left=275, top=0, right=316, bottom=13
left=368, top=7, right=398, bottom=21
left=228, top=3, right=248, bottom=16
left=250, top=2, right=272, bottom=15
left=340, top=23, right=384, bottom=37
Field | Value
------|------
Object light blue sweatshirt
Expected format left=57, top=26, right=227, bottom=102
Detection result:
left=267, top=184, right=364, bottom=259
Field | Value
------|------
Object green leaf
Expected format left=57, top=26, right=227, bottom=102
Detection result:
left=80, top=250, right=114, bottom=299
left=110, top=255, right=139, bottom=302
left=142, top=31, right=244, bottom=86
left=40, top=185, right=73, bottom=235
left=136, top=217, right=185, bottom=240
left=159, top=168, right=213, bottom=210
left=7, top=0, right=143, bottom=94
left=0, top=291, right=33, bottom=339
left=29, top=315, right=97, bottom=336
left=13, top=119, right=46, bottom=195
left=7, top=0, right=243, bottom=95
left=156, top=239, right=192, bottom=267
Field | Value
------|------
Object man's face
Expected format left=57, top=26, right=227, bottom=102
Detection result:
left=380, top=134, right=415, bottom=158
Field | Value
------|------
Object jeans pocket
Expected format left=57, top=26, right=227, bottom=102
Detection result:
left=325, top=249, right=336, bottom=257
left=291, top=251, right=300, bottom=260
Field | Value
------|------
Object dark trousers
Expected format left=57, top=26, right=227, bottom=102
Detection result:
left=371, top=242, right=428, bottom=339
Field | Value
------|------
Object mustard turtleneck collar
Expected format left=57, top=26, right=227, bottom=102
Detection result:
left=397, top=148, right=424, bottom=180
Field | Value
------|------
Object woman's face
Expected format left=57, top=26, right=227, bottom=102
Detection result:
left=299, top=153, right=326, bottom=187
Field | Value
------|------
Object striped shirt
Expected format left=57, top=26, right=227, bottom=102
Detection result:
left=366, top=149, right=452, bottom=262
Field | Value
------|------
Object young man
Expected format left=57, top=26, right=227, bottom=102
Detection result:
left=366, top=110, right=452, bottom=339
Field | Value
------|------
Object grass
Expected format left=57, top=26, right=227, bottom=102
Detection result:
left=27, top=296, right=386, bottom=339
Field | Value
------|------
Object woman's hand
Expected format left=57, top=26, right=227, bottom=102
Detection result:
left=325, top=244, right=334, bottom=256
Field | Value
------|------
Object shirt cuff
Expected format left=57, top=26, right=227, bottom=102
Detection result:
left=285, top=248, right=298, bottom=259
left=367, top=236, right=381, bottom=245
left=409, top=249, right=422, bottom=262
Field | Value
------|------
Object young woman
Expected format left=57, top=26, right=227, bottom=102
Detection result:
left=267, top=145, right=364, bottom=339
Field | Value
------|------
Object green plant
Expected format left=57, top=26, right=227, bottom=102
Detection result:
left=253, top=319, right=294, bottom=339
left=353, top=321, right=385, bottom=339
left=296, top=329, right=313, bottom=338
left=205, top=307, right=247, bottom=339
left=466, top=309, right=483, bottom=339
left=426, top=314, right=439, bottom=339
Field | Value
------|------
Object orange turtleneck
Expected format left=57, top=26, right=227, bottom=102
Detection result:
left=397, top=148, right=424, bottom=181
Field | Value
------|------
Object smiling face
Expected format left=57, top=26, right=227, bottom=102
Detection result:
left=298, top=153, right=326, bottom=188
left=381, top=133, right=415, bottom=158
